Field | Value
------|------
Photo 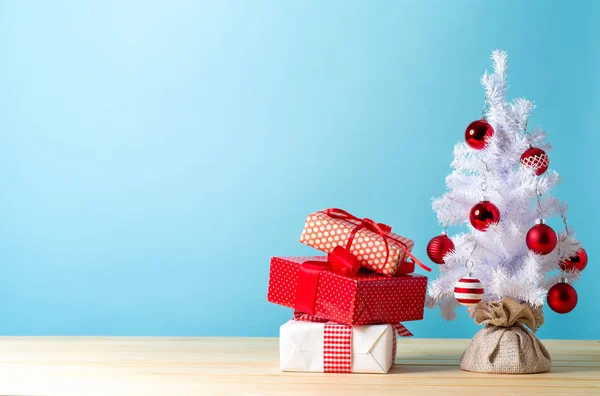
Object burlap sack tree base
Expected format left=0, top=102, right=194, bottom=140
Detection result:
left=460, top=298, right=552, bottom=374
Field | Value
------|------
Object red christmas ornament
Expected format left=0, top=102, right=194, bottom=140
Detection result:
left=547, top=281, right=578, bottom=314
left=469, top=197, right=500, bottom=231
left=426, top=232, right=455, bottom=264
left=560, top=248, right=588, bottom=272
left=465, top=120, right=494, bottom=150
left=520, top=146, right=549, bottom=176
left=526, top=219, right=557, bottom=255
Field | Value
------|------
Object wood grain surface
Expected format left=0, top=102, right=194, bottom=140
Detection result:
left=0, top=337, right=597, bottom=395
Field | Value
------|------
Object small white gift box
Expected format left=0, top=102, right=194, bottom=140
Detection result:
left=279, top=319, right=395, bottom=374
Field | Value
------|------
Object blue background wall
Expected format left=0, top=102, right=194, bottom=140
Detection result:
left=1, top=1, right=598, bottom=338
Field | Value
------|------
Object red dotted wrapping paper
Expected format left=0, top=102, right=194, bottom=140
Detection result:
left=299, top=210, right=414, bottom=276
left=267, top=256, right=428, bottom=326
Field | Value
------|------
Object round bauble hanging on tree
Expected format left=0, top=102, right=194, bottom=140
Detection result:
left=454, top=276, right=484, bottom=306
left=520, top=146, right=549, bottom=176
left=547, top=281, right=578, bottom=314
left=469, top=197, right=500, bottom=231
left=526, top=219, right=557, bottom=255
left=426, top=232, right=455, bottom=264
left=465, top=119, right=494, bottom=150
left=560, top=248, right=588, bottom=272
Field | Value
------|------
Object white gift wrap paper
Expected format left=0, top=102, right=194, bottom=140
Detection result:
left=279, top=320, right=395, bottom=373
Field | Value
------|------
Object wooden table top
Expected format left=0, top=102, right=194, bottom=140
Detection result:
left=0, top=337, right=598, bottom=395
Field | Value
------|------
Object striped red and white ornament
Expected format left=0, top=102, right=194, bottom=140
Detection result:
left=454, top=276, right=484, bottom=306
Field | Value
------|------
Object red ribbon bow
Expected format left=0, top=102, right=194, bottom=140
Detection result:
left=294, top=246, right=359, bottom=314
left=325, top=208, right=431, bottom=273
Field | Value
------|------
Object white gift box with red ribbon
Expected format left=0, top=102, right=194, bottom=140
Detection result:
left=279, top=317, right=409, bottom=374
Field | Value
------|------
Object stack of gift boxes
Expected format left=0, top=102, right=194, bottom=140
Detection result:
left=267, top=208, right=430, bottom=374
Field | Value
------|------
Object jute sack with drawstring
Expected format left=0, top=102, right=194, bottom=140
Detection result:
left=459, top=298, right=551, bottom=374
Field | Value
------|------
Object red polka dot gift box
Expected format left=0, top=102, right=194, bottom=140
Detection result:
left=300, top=209, right=428, bottom=277
left=267, top=256, right=428, bottom=326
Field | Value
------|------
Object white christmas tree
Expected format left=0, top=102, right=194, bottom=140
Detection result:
left=427, top=50, right=584, bottom=320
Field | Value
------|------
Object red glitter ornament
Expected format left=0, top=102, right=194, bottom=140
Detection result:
left=526, top=219, right=557, bottom=255
left=465, top=120, right=494, bottom=150
left=520, top=146, right=549, bottom=176
left=426, top=232, right=455, bottom=264
left=469, top=197, right=500, bottom=231
left=560, top=248, right=588, bottom=272
left=547, top=281, right=578, bottom=314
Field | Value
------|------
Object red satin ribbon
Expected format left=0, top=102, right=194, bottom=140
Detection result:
left=295, top=246, right=359, bottom=315
left=325, top=208, right=431, bottom=273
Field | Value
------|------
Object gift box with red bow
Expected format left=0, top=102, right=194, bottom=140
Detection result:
left=267, top=256, right=428, bottom=326
left=300, top=208, right=430, bottom=277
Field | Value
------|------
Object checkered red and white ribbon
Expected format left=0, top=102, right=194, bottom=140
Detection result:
left=391, top=323, right=412, bottom=359
left=292, top=313, right=412, bottom=373
left=293, top=312, right=329, bottom=323
left=323, top=322, right=353, bottom=373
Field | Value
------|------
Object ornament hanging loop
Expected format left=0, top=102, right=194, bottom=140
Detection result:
left=559, top=205, right=570, bottom=235
left=522, top=117, right=532, bottom=141
left=466, top=259, right=475, bottom=276
left=465, top=240, right=478, bottom=276
left=535, top=188, right=543, bottom=219
left=480, top=95, right=490, bottom=120
left=479, top=160, right=490, bottom=195
left=480, top=160, right=491, bottom=174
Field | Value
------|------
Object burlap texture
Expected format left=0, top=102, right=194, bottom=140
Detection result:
left=459, top=298, right=551, bottom=374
